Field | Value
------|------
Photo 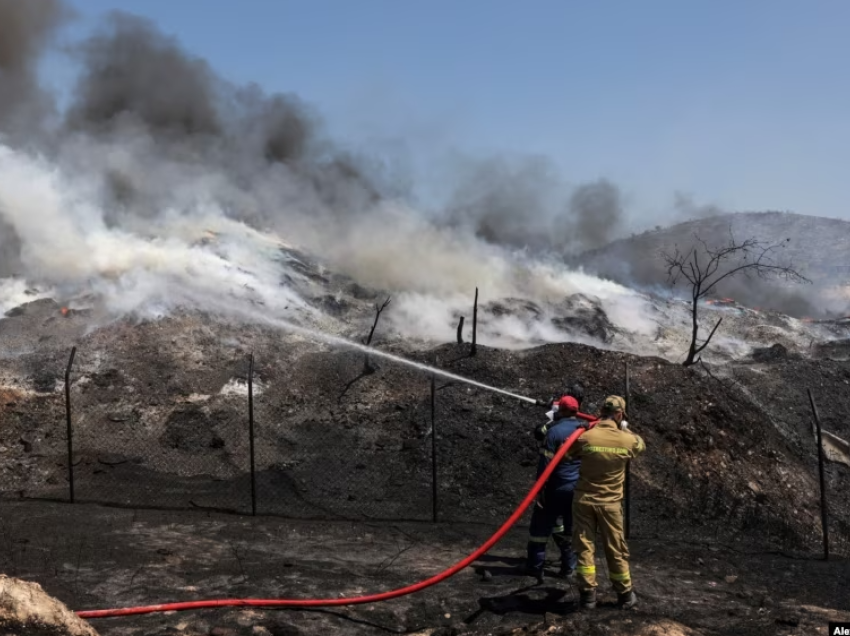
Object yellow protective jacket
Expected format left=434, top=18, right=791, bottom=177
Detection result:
left=567, top=419, right=646, bottom=505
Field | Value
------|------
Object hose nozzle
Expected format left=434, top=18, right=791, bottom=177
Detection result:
left=534, top=398, right=549, bottom=407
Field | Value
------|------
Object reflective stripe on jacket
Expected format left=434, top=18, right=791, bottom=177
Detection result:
left=568, top=419, right=645, bottom=504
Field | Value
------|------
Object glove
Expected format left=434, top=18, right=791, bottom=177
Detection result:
left=620, top=419, right=629, bottom=431
left=534, top=423, right=547, bottom=441
left=577, top=420, right=591, bottom=430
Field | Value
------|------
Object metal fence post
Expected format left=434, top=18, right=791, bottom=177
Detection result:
left=249, top=353, right=257, bottom=517
left=470, top=287, right=478, bottom=356
left=65, top=346, right=77, bottom=503
left=431, top=375, right=438, bottom=523
left=807, top=389, right=829, bottom=560
left=624, top=359, right=631, bottom=539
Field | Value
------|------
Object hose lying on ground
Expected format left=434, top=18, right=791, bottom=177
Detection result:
left=77, top=417, right=598, bottom=619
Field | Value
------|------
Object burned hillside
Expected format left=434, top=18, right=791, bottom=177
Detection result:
left=1, top=303, right=847, bottom=558
left=572, top=211, right=850, bottom=319
left=1, top=299, right=849, bottom=635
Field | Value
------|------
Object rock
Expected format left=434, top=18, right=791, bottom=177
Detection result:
left=210, top=627, right=238, bottom=636
left=0, top=575, right=100, bottom=636
left=725, top=575, right=738, bottom=583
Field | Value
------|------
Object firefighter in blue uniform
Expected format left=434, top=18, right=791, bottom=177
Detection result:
left=525, top=394, right=584, bottom=581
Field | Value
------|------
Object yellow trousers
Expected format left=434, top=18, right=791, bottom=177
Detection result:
left=572, top=500, right=632, bottom=593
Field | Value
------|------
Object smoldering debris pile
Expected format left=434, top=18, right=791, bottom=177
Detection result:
left=1, top=2, right=850, bottom=366
left=1, top=301, right=849, bottom=557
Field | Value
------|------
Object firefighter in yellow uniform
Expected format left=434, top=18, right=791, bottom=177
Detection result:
left=567, top=395, right=645, bottom=610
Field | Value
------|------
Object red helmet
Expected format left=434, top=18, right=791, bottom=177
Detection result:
left=557, top=395, right=579, bottom=412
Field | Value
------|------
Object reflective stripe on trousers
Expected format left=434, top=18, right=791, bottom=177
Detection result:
left=526, top=489, right=576, bottom=572
left=572, top=500, right=632, bottom=593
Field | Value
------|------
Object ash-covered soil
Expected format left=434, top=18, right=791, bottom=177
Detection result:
left=1, top=501, right=847, bottom=636
left=1, top=302, right=849, bottom=549
left=2, top=294, right=850, bottom=634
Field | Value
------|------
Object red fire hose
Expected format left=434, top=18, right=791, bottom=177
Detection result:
left=77, top=415, right=598, bottom=619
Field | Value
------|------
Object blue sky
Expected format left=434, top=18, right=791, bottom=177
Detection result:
left=43, top=1, right=850, bottom=228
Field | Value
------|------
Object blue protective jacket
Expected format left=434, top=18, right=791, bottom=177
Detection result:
left=536, top=415, right=583, bottom=492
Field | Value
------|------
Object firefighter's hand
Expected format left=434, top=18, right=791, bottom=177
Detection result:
left=577, top=420, right=591, bottom=430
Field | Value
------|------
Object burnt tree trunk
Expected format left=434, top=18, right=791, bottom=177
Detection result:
left=470, top=287, right=478, bottom=356
left=456, top=316, right=465, bottom=344
left=684, top=294, right=700, bottom=366
left=364, top=297, right=391, bottom=373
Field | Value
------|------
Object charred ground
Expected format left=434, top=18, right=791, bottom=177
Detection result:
left=1, top=294, right=849, bottom=634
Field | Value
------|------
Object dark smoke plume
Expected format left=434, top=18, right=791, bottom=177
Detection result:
left=443, top=156, right=625, bottom=252
left=444, top=156, right=560, bottom=250
left=0, top=0, right=68, bottom=139
left=66, top=12, right=220, bottom=136
left=57, top=10, right=381, bottom=225
left=0, top=0, right=69, bottom=276
left=234, top=87, right=314, bottom=164
left=568, top=179, right=623, bottom=250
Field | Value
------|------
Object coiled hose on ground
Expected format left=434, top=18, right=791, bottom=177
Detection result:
left=77, top=413, right=598, bottom=619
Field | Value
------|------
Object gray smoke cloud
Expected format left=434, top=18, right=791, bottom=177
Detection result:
left=0, top=0, right=835, bottom=354
left=0, top=0, right=69, bottom=138
left=569, top=179, right=624, bottom=249
left=43, top=10, right=381, bottom=232
left=65, top=12, right=221, bottom=137
left=0, top=0, right=70, bottom=276
left=672, top=192, right=724, bottom=222
left=442, top=155, right=624, bottom=253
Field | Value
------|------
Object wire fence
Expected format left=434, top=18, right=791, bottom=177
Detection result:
left=0, top=347, right=846, bottom=560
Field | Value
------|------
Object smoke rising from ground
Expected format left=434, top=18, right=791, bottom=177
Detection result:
left=0, top=3, right=840, bottom=359
left=442, top=155, right=624, bottom=252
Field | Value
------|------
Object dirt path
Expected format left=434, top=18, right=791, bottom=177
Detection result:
left=1, top=500, right=847, bottom=636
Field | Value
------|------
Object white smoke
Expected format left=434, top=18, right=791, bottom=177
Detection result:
left=0, top=144, right=312, bottom=320
left=0, top=139, right=663, bottom=349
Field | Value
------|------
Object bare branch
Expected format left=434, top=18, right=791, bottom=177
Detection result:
left=365, top=296, right=392, bottom=347
left=661, top=227, right=809, bottom=366
left=694, top=317, right=723, bottom=355
left=363, top=296, right=391, bottom=374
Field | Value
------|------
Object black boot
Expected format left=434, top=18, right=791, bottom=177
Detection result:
left=523, top=565, right=544, bottom=584
left=579, top=589, right=597, bottom=609
left=557, top=564, right=575, bottom=579
left=617, top=590, right=637, bottom=609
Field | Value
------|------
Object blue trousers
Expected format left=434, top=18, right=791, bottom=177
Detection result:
left=526, top=488, right=577, bottom=572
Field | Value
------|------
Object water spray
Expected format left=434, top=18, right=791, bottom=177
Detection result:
left=251, top=313, right=541, bottom=403
left=242, top=313, right=600, bottom=419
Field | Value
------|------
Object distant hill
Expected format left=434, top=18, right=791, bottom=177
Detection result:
left=570, top=211, right=850, bottom=317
